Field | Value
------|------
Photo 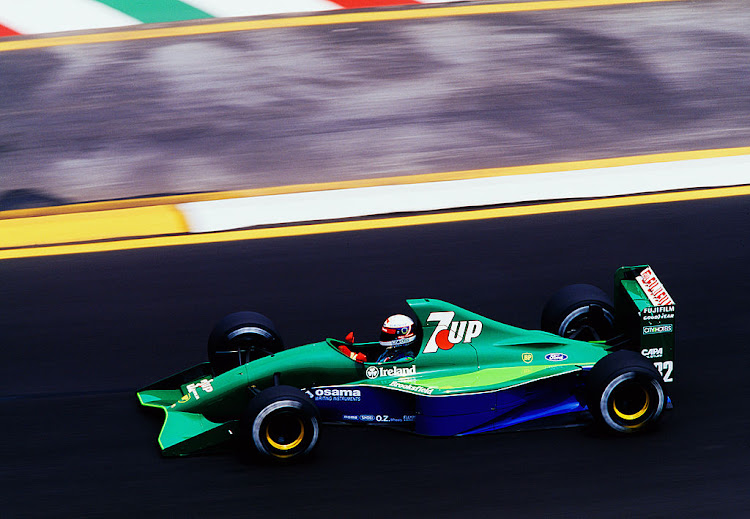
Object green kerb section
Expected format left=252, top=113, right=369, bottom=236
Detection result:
left=95, top=0, right=213, bottom=23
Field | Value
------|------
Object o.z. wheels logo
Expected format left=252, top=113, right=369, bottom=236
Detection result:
left=422, top=311, right=483, bottom=353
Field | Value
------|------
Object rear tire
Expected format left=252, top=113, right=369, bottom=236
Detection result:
left=239, top=385, right=320, bottom=462
left=541, top=284, right=615, bottom=341
left=208, top=312, right=284, bottom=375
left=586, top=350, right=666, bottom=433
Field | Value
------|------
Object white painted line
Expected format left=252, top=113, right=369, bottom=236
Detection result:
left=178, top=155, right=750, bottom=233
left=183, top=0, right=343, bottom=18
left=0, top=0, right=139, bottom=34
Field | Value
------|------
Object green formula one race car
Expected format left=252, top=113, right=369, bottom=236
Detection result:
left=137, top=265, right=675, bottom=462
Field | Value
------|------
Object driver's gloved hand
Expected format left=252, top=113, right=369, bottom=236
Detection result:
left=338, top=344, right=366, bottom=363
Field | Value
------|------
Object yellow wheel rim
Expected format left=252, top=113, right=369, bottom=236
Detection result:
left=265, top=417, right=305, bottom=451
left=613, top=387, right=650, bottom=421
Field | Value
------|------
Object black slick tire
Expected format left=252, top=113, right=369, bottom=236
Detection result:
left=586, top=350, right=666, bottom=433
left=239, top=385, right=320, bottom=462
left=208, top=312, right=284, bottom=375
left=541, top=284, right=615, bottom=341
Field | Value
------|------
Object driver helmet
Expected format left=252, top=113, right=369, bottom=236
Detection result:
left=379, top=314, right=416, bottom=350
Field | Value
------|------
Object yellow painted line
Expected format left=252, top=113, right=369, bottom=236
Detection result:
left=3, top=146, right=748, bottom=220
left=0, top=205, right=187, bottom=249
left=2, top=185, right=748, bottom=260
left=0, top=0, right=685, bottom=53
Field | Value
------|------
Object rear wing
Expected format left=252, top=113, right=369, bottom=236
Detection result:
left=614, top=265, right=675, bottom=383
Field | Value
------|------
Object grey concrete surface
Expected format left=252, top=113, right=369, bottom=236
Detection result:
left=1, top=0, right=749, bottom=209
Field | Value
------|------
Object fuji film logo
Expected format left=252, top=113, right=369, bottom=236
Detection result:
left=422, top=311, right=483, bottom=354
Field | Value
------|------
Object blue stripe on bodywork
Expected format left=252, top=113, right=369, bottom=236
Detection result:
left=310, top=372, right=590, bottom=436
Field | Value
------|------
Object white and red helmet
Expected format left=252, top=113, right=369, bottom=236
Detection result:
left=379, top=314, right=416, bottom=348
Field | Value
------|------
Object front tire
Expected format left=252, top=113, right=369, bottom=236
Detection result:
left=208, top=312, right=284, bottom=375
left=586, top=350, right=666, bottom=433
left=240, top=385, right=320, bottom=462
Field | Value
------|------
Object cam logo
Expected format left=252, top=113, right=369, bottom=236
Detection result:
left=522, top=352, right=533, bottom=363
left=423, top=311, right=483, bottom=353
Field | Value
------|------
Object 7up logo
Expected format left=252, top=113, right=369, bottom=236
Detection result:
left=422, top=312, right=483, bottom=353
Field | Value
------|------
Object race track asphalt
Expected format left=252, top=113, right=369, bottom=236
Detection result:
left=2, top=194, right=749, bottom=518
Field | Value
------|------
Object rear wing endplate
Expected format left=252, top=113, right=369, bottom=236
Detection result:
left=614, top=265, right=675, bottom=383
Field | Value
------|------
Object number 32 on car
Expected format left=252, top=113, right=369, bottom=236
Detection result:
left=653, top=361, right=673, bottom=383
